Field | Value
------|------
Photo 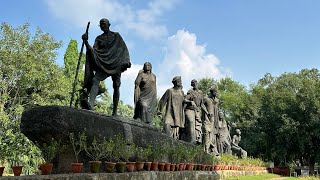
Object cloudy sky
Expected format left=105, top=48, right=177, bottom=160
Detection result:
left=1, top=0, right=320, bottom=105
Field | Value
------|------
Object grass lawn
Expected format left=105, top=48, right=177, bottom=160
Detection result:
left=225, top=174, right=282, bottom=180
left=225, top=174, right=320, bottom=180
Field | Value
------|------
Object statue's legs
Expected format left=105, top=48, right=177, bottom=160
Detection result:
left=211, top=134, right=219, bottom=156
left=88, top=77, right=100, bottom=110
left=140, top=101, right=150, bottom=123
left=172, top=127, right=180, bottom=140
left=241, top=149, right=247, bottom=158
left=163, top=124, right=179, bottom=140
left=185, top=109, right=196, bottom=144
left=112, top=86, right=119, bottom=116
left=203, top=131, right=211, bottom=153
left=112, top=74, right=121, bottom=116
left=222, top=140, right=232, bottom=154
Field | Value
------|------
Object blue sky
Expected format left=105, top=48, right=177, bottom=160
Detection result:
left=1, top=0, right=320, bottom=105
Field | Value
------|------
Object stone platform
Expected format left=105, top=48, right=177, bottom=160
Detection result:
left=20, top=106, right=194, bottom=173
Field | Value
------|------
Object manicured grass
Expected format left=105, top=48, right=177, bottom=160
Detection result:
left=225, top=174, right=320, bottom=180
left=225, top=173, right=282, bottom=180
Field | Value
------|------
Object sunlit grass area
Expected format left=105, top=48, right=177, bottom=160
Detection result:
left=225, top=174, right=320, bottom=180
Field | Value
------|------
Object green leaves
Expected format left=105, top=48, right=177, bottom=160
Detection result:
left=69, top=131, right=87, bottom=163
left=38, top=138, right=62, bottom=163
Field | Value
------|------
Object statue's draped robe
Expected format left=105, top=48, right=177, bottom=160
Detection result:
left=133, top=70, right=157, bottom=123
left=158, top=88, right=185, bottom=128
left=185, top=89, right=203, bottom=143
left=83, top=31, right=130, bottom=90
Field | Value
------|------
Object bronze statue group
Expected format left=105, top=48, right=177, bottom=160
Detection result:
left=80, top=18, right=246, bottom=158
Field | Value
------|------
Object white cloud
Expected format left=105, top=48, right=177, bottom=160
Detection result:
left=157, top=29, right=231, bottom=96
left=45, top=0, right=179, bottom=40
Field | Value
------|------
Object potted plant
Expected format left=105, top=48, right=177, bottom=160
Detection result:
left=0, top=149, right=6, bottom=176
left=144, top=145, right=153, bottom=171
left=112, top=134, right=128, bottom=173
left=185, top=147, right=197, bottom=171
left=0, top=159, right=5, bottom=176
left=9, top=153, right=23, bottom=176
left=124, top=144, right=136, bottom=172
left=103, top=137, right=116, bottom=173
left=69, top=132, right=86, bottom=173
left=193, top=146, right=206, bottom=171
left=168, top=145, right=181, bottom=171
left=135, top=146, right=147, bottom=171
left=37, top=138, right=61, bottom=175
left=148, top=140, right=169, bottom=171
left=85, top=137, right=107, bottom=173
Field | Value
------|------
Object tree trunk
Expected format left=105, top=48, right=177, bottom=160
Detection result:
left=309, top=157, right=315, bottom=176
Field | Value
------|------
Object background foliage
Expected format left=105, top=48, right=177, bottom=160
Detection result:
left=0, top=22, right=319, bottom=174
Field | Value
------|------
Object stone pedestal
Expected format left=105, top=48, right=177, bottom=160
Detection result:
left=21, top=106, right=193, bottom=173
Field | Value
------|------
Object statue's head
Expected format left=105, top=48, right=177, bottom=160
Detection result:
left=218, top=111, right=224, bottom=120
left=236, top=129, right=241, bottom=135
left=143, top=62, right=152, bottom=72
left=210, top=84, right=218, bottom=96
left=191, top=79, right=197, bottom=87
left=99, top=18, right=110, bottom=31
left=172, top=76, right=182, bottom=88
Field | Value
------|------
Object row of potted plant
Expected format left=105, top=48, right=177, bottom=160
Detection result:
left=0, top=132, right=268, bottom=176
left=66, top=133, right=221, bottom=173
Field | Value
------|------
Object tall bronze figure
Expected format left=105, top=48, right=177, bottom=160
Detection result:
left=217, top=111, right=232, bottom=154
left=184, top=79, right=203, bottom=144
left=202, top=85, right=220, bottom=155
left=82, top=18, right=131, bottom=115
left=133, top=62, right=157, bottom=123
left=158, top=76, right=185, bottom=140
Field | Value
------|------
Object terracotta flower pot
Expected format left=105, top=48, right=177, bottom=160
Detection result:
left=144, top=162, right=152, bottom=171
left=11, top=166, right=23, bottom=176
left=40, top=163, right=53, bottom=175
left=104, top=162, right=116, bottom=173
left=126, top=162, right=136, bottom=172
left=178, top=163, right=185, bottom=171
left=186, top=163, right=193, bottom=171
left=165, top=163, right=171, bottom=171
left=214, top=165, right=221, bottom=171
left=170, top=163, right=176, bottom=171
left=135, top=162, right=144, bottom=171
left=89, top=161, right=101, bottom=173
left=200, top=164, right=206, bottom=171
left=115, top=162, right=126, bottom=173
left=158, top=162, right=165, bottom=171
left=206, top=165, right=212, bottom=171
left=0, top=167, right=5, bottom=176
left=151, top=162, right=159, bottom=171
left=71, top=163, right=83, bottom=173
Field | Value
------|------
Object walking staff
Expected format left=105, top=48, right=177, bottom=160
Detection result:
left=69, top=22, right=90, bottom=107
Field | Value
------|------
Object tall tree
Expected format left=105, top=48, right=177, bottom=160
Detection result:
left=0, top=22, right=65, bottom=174
left=198, top=77, right=216, bottom=96
left=63, top=39, right=86, bottom=107
left=257, top=69, right=320, bottom=173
